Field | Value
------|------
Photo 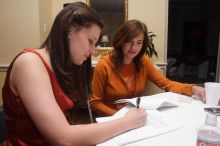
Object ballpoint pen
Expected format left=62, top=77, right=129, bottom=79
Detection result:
left=136, top=97, right=141, bottom=109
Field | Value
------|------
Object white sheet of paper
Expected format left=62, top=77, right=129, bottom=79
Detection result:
left=115, top=92, right=178, bottom=110
left=96, top=109, right=183, bottom=145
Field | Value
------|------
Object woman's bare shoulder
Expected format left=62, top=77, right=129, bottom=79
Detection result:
left=13, top=49, right=49, bottom=71
left=10, top=50, right=51, bottom=96
left=11, top=50, right=50, bottom=85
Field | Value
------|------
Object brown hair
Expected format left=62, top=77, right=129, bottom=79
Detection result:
left=112, top=19, right=148, bottom=72
left=41, top=2, right=104, bottom=108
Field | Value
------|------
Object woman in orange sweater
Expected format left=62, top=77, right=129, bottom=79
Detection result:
left=90, top=20, right=206, bottom=116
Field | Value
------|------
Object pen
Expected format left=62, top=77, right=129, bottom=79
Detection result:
left=136, top=97, right=141, bottom=109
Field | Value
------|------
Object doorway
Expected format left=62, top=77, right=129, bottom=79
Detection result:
left=167, top=0, right=220, bottom=84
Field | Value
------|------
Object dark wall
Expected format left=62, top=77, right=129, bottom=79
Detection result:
left=168, top=0, right=220, bottom=58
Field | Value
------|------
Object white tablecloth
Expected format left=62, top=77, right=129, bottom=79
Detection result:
left=97, top=92, right=220, bottom=146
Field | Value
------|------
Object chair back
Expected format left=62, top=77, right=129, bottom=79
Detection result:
left=0, top=107, right=7, bottom=142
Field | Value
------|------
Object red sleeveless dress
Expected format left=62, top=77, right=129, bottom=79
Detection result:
left=2, top=48, right=73, bottom=146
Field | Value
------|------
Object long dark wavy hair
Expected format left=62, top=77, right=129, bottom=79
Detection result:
left=40, top=2, right=103, bottom=108
left=112, top=19, right=149, bottom=72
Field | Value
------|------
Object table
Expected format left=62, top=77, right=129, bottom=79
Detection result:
left=97, top=92, right=220, bottom=146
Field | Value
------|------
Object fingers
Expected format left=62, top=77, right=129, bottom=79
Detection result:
left=126, top=108, right=147, bottom=129
left=134, top=108, right=147, bottom=127
left=192, top=85, right=206, bottom=102
left=199, top=88, right=206, bottom=102
left=140, top=111, right=147, bottom=125
left=132, top=108, right=147, bottom=115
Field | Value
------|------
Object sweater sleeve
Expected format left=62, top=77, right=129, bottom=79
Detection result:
left=145, top=57, right=193, bottom=96
left=90, top=60, right=117, bottom=116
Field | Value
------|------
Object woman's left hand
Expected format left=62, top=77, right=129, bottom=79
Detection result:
left=192, top=85, right=206, bottom=102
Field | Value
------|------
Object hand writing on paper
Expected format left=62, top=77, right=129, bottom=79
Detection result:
left=124, top=108, right=147, bottom=130
left=192, top=85, right=206, bottom=102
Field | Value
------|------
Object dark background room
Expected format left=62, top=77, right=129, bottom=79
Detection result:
left=167, top=0, right=220, bottom=84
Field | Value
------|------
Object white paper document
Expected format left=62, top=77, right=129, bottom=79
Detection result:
left=115, top=93, right=178, bottom=110
left=96, top=109, right=183, bottom=146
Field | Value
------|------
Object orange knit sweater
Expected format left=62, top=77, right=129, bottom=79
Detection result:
left=90, top=54, right=193, bottom=116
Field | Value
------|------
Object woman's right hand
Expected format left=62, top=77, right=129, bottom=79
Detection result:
left=123, top=108, right=147, bottom=130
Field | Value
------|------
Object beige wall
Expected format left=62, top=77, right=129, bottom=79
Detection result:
left=0, top=72, right=6, bottom=106
left=39, top=0, right=52, bottom=43
left=0, top=0, right=40, bottom=65
left=128, top=0, right=168, bottom=63
left=52, top=0, right=86, bottom=21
